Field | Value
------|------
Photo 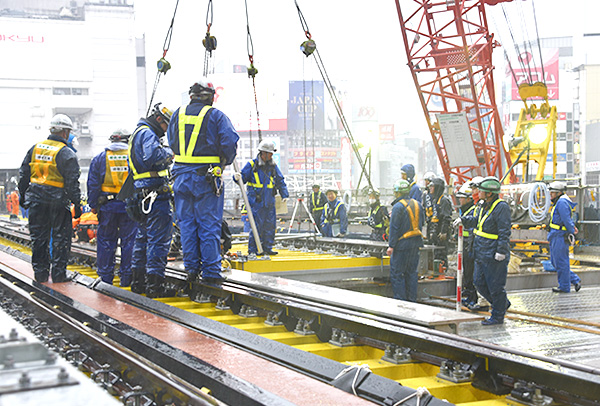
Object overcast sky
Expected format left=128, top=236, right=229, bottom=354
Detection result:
left=132, top=0, right=595, bottom=138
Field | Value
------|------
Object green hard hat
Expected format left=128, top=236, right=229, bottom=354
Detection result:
left=478, top=176, right=501, bottom=193
left=394, top=179, right=411, bottom=194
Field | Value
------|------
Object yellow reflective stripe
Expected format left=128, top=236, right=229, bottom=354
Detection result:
left=461, top=205, right=475, bottom=237
left=324, top=200, right=342, bottom=223
left=128, top=125, right=169, bottom=180
left=369, top=205, right=384, bottom=228
left=175, top=105, right=218, bottom=164
left=549, top=205, right=567, bottom=231
left=174, top=155, right=220, bottom=164
left=463, top=230, right=470, bottom=237
left=247, top=160, right=274, bottom=189
left=474, top=198, right=502, bottom=240
left=399, top=199, right=422, bottom=240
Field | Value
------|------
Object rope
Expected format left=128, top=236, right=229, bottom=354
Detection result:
left=528, top=182, right=551, bottom=222
left=293, top=1, right=374, bottom=191
left=146, top=0, right=180, bottom=116
left=531, top=0, right=546, bottom=85
left=332, top=364, right=371, bottom=396
left=392, top=387, right=430, bottom=406
left=203, top=0, right=215, bottom=77
left=244, top=0, right=261, bottom=144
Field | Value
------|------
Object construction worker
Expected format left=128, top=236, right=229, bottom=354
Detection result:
left=548, top=181, right=581, bottom=293
left=9, top=189, right=19, bottom=219
left=87, top=129, right=137, bottom=287
left=455, top=183, right=481, bottom=309
left=167, top=79, right=239, bottom=284
left=238, top=140, right=289, bottom=256
left=367, top=189, right=389, bottom=241
left=321, top=189, right=348, bottom=238
left=128, top=103, right=175, bottom=297
left=422, top=171, right=436, bottom=238
left=401, top=164, right=422, bottom=203
left=387, top=179, right=424, bottom=302
left=18, top=114, right=82, bottom=283
left=308, top=184, right=327, bottom=231
left=456, top=176, right=511, bottom=325
left=240, top=204, right=251, bottom=232
left=428, top=177, right=452, bottom=270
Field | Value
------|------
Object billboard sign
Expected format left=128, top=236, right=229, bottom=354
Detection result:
left=287, top=81, right=324, bottom=131
left=510, top=49, right=559, bottom=100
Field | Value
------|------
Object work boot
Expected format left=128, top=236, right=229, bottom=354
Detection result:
left=130, top=269, right=146, bottom=294
left=201, top=274, right=227, bottom=286
left=146, top=274, right=176, bottom=298
left=574, top=282, right=582, bottom=292
left=182, top=272, right=199, bottom=296
left=34, top=272, right=49, bottom=283
left=119, top=273, right=132, bottom=288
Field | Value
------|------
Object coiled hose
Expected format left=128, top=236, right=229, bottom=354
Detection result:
left=527, top=182, right=551, bottom=223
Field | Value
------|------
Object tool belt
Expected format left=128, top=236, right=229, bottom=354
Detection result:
left=197, top=165, right=223, bottom=196
left=97, top=193, right=118, bottom=207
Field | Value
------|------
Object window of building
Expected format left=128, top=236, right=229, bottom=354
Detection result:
left=567, top=120, right=572, bottom=132
left=567, top=141, right=573, bottom=153
left=53, top=88, right=71, bottom=95
left=557, top=133, right=566, bottom=141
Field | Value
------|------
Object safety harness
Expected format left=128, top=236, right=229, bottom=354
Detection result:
left=549, top=197, right=575, bottom=231
left=30, top=139, right=66, bottom=188
left=247, top=160, right=274, bottom=189
left=461, top=204, right=476, bottom=237
left=398, top=199, right=422, bottom=240
left=128, top=125, right=169, bottom=181
left=101, top=149, right=129, bottom=193
left=473, top=198, right=502, bottom=240
left=174, top=105, right=220, bottom=164
left=324, top=200, right=343, bottom=224
left=311, top=191, right=326, bottom=213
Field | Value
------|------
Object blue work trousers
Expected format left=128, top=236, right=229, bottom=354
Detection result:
left=550, top=235, right=581, bottom=292
left=474, top=258, right=509, bottom=321
left=131, top=198, right=173, bottom=278
left=248, top=204, right=276, bottom=254
left=96, top=211, right=137, bottom=283
left=173, top=173, right=224, bottom=278
left=390, top=247, right=421, bottom=302
left=28, top=203, right=72, bottom=282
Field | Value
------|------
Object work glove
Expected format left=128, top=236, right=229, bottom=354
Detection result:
left=494, top=252, right=506, bottom=262
left=438, top=233, right=447, bottom=242
left=282, top=198, right=289, bottom=203
left=233, top=172, right=242, bottom=182
left=19, top=196, right=29, bottom=209
left=73, top=205, right=82, bottom=219
left=452, top=217, right=462, bottom=228
left=338, top=233, right=346, bottom=238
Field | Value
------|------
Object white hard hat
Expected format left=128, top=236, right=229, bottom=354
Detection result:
left=548, top=181, right=567, bottom=192
left=258, top=140, right=277, bottom=154
left=424, top=171, right=436, bottom=182
left=189, top=79, right=216, bottom=96
left=455, top=183, right=472, bottom=198
left=49, top=114, right=73, bottom=133
left=469, top=176, right=484, bottom=188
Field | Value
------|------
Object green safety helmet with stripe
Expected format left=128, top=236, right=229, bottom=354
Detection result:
left=394, top=179, right=411, bottom=194
left=478, top=176, right=501, bottom=193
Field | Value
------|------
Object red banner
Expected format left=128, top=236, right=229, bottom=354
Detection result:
left=510, top=50, right=559, bottom=100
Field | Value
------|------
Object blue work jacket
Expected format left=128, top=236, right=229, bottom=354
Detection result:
left=548, top=195, right=577, bottom=240
left=167, top=99, right=239, bottom=178
left=408, top=182, right=422, bottom=203
left=129, top=119, right=173, bottom=190
left=462, top=198, right=511, bottom=261
left=87, top=142, right=129, bottom=213
left=241, top=157, right=289, bottom=208
left=389, top=195, right=424, bottom=251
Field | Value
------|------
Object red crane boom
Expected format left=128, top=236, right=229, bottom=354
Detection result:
left=394, top=0, right=515, bottom=184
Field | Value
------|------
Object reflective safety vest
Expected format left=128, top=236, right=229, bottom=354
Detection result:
left=174, top=105, right=220, bottom=164
left=461, top=204, right=476, bottom=237
left=324, top=200, right=343, bottom=223
left=101, top=149, right=129, bottom=193
left=474, top=198, right=502, bottom=240
left=128, top=125, right=169, bottom=181
left=369, top=205, right=384, bottom=229
left=29, top=139, right=66, bottom=188
left=311, top=192, right=326, bottom=212
left=549, top=200, right=573, bottom=231
left=398, top=199, right=422, bottom=240
left=247, top=160, right=274, bottom=189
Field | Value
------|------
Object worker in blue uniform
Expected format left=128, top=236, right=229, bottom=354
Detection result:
left=422, top=171, right=436, bottom=241
left=387, top=179, right=424, bottom=302
left=548, top=181, right=581, bottom=293
left=455, top=183, right=481, bottom=309
left=367, top=189, right=389, bottom=241
left=428, top=177, right=452, bottom=270
left=18, top=114, right=82, bottom=283
left=401, top=163, right=422, bottom=203
left=309, top=184, right=327, bottom=232
left=321, top=189, right=348, bottom=238
left=456, top=176, right=511, bottom=325
left=128, top=103, right=175, bottom=298
left=238, top=140, right=288, bottom=256
left=87, top=129, right=137, bottom=287
left=240, top=204, right=251, bottom=232
left=167, top=79, right=239, bottom=284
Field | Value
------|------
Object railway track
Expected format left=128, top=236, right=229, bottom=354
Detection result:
left=0, top=219, right=599, bottom=405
